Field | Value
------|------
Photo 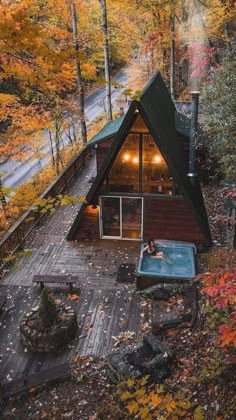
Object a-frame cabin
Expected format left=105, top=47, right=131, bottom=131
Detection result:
left=67, top=72, right=211, bottom=249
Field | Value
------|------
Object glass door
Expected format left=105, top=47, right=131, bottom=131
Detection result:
left=100, top=196, right=143, bottom=240
left=100, top=196, right=121, bottom=238
left=121, top=198, right=143, bottom=239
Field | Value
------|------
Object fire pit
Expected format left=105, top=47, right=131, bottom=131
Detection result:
left=20, top=289, right=78, bottom=352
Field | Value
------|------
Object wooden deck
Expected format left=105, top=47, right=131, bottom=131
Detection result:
left=0, top=153, right=142, bottom=393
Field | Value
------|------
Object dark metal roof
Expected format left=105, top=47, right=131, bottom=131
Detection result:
left=68, top=71, right=211, bottom=245
left=87, top=115, right=125, bottom=146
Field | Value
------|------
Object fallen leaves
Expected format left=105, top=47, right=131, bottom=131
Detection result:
left=67, top=294, right=80, bottom=300
left=85, top=324, right=93, bottom=331
left=112, top=331, right=136, bottom=347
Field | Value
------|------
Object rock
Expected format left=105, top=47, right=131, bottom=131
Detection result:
left=141, top=354, right=168, bottom=371
left=143, top=333, right=162, bottom=353
left=106, top=333, right=174, bottom=384
left=137, top=285, right=171, bottom=300
left=107, top=351, right=142, bottom=382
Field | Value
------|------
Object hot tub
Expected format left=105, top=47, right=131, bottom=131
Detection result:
left=136, top=240, right=197, bottom=290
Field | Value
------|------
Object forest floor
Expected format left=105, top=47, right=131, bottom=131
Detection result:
left=2, top=183, right=236, bottom=419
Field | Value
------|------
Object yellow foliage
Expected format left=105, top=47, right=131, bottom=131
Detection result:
left=118, top=377, right=196, bottom=420
left=139, top=406, right=151, bottom=420
left=126, top=378, right=135, bottom=388
left=194, top=405, right=205, bottom=420
left=149, top=391, right=162, bottom=408
left=120, top=391, right=132, bottom=401
left=127, top=400, right=139, bottom=415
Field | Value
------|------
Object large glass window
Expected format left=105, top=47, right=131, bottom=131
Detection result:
left=98, top=116, right=179, bottom=196
left=109, top=134, right=139, bottom=193
left=142, top=134, right=173, bottom=194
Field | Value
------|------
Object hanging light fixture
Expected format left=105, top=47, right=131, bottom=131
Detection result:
left=123, top=153, right=131, bottom=162
left=132, top=156, right=139, bottom=164
left=154, top=155, right=161, bottom=163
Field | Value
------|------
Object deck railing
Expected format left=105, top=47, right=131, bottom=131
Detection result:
left=0, top=146, right=93, bottom=277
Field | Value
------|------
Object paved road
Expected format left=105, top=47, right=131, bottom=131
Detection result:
left=1, top=69, right=129, bottom=189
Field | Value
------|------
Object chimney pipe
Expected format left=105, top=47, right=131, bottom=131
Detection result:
left=187, top=91, right=199, bottom=180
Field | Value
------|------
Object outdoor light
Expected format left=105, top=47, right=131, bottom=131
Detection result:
left=123, top=153, right=131, bottom=162
left=132, top=156, right=139, bottom=163
left=154, top=155, right=161, bottom=163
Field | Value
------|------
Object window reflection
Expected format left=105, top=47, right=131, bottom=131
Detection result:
left=99, top=131, right=178, bottom=196
left=101, top=197, right=120, bottom=237
left=142, top=134, right=173, bottom=194
left=122, top=198, right=142, bottom=239
left=109, top=134, right=139, bottom=193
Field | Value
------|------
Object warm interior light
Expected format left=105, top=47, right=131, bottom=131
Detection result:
left=123, top=153, right=130, bottom=162
left=154, top=155, right=161, bottom=163
left=132, top=156, right=139, bottom=163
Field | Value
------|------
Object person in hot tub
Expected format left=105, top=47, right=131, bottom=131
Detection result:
left=141, top=239, right=166, bottom=259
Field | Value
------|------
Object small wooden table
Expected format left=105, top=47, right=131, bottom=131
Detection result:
left=32, top=275, right=79, bottom=292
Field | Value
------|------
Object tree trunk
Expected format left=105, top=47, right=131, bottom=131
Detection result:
left=71, top=2, right=87, bottom=145
left=48, top=130, right=55, bottom=167
left=170, top=10, right=175, bottom=101
left=0, top=178, right=6, bottom=208
left=100, top=0, right=112, bottom=122
left=0, top=180, right=7, bottom=219
left=55, top=120, right=63, bottom=175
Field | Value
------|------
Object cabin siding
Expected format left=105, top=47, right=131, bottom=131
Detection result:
left=74, top=196, right=207, bottom=246
left=74, top=205, right=99, bottom=240
left=97, top=138, right=114, bottom=171
left=144, top=196, right=206, bottom=245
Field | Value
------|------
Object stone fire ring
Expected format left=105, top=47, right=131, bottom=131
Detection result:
left=20, top=303, right=78, bottom=352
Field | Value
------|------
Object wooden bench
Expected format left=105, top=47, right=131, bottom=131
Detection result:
left=0, top=294, right=7, bottom=311
left=32, top=275, right=79, bottom=292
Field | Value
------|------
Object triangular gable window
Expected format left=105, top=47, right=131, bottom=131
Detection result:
left=100, top=113, right=179, bottom=195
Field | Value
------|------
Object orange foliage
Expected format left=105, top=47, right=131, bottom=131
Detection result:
left=203, top=270, right=236, bottom=348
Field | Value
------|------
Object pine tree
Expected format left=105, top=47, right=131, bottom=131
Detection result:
left=39, top=288, right=57, bottom=326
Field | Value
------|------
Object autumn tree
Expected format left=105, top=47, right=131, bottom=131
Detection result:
left=99, top=0, right=112, bottom=121
left=70, top=1, right=87, bottom=144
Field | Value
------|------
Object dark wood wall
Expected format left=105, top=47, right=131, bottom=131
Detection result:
left=74, top=205, right=99, bottom=240
left=144, top=196, right=206, bottom=245
left=74, top=196, right=207, bottom=246
left=96, top=138, right=114, bottom=171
